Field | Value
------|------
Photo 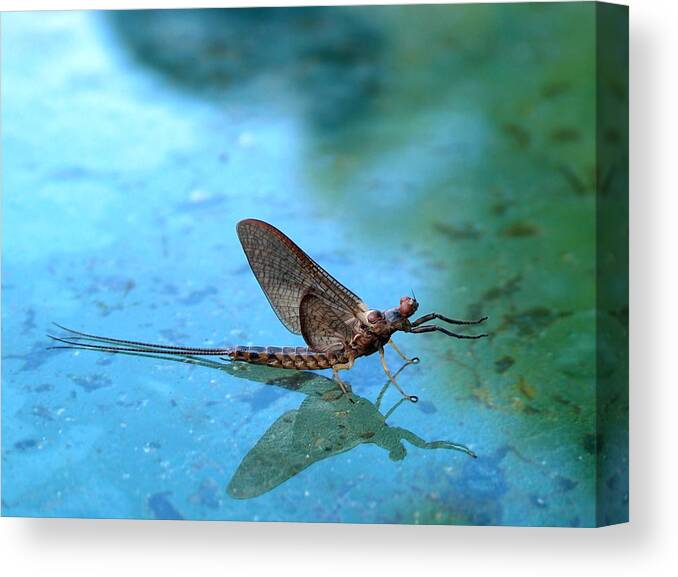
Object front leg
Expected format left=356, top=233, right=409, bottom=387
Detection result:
left=375, top=356, right=419, bottom=410
left=411, top=313, right=487, bottom=327
left=387, top=340, right=420, bottom=364
left=410, top=324, right=488, bottom=339
left=378, top=347, right=418, bottom=403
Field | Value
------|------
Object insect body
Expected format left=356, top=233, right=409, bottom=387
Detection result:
left=50, top=219, right=487, bottom=402
left=228, top=345, right=351, bottom=371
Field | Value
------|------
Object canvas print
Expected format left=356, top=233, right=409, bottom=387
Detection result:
left=1, top=2, right=628, bottom=527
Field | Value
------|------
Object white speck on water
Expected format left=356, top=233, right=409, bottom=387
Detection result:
left=188, top=189, right=210, bottom=203
left=237, top=131, right=255, bottom=147
left=304, top=490, right=310, bottom=497
left=122, top=473, right=130, bottom=480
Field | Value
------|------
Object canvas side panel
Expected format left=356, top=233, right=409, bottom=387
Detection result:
left=595, top=1, right=629, bottom=527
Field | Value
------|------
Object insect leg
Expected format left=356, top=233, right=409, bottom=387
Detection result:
left=396, top=428, right=476, bottom=458
left=387, top=340, right=420, bottom=365
left=375, top=358, right=418, bottom=410
left=411, top=313, right=487, bottom=327
left=410, top=325, right=488, bottom=339
left=332, top=357, right=355, bottom=403
left=379, top=347, right=418, bottom=403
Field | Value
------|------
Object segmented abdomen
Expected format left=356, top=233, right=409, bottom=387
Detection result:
left=227, top=346, right=349, bottom=370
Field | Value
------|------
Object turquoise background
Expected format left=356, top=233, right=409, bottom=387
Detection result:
left=2, top=4, right=627, bottom=526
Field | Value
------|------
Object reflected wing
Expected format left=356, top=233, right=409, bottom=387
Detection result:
left=299, top=293, right=355, bottom=353
left=237, top=219, right=367, bottom=335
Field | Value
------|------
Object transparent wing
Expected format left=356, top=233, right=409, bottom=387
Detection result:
left=299, top=293, right=355, bottom=353
left=236, top=219, right=368, bottom=336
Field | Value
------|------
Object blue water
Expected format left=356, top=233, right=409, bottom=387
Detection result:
left=2, top=6, right=626, bottom=526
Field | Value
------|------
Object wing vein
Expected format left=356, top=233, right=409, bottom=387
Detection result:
left=236, top=219, right=367, bottom=340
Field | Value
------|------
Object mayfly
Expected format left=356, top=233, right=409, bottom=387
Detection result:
left=50, top=219, right=487, bottom=402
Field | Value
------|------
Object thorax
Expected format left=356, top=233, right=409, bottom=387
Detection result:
left=348, top=320, right=400, bottom=358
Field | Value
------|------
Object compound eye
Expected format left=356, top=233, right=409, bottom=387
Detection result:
left=399, top=297, right=417, bottom=317
left=367, top=310, right=384, bottom=323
